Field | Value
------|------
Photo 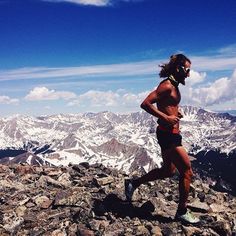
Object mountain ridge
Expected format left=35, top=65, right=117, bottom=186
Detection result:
left=0, top=106, right=235, bottom=173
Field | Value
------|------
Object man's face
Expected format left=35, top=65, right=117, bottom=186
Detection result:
left=175, top=61, right=191, bottom=85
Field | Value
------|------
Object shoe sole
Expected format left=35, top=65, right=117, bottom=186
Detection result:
left=175, top=217, right=201, bottom=226
left=124, top=180, right=132, bottom=202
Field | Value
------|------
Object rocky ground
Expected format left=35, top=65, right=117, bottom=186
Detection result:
left=0, top=163, right=235, bottom=236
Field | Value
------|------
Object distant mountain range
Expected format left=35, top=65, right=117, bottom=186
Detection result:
left=0, top=106, right=235, bottom=175
left=217, top=110, right=236, bottom=116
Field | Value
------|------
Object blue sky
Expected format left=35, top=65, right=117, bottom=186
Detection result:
left=0, top=0, right=236, bottom=116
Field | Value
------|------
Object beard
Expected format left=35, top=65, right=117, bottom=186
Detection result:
left=178, top=77, right=186, bottom=85
left=175, top=74, right=186, bottom=85
left=173, top=70, right=187, bottom=85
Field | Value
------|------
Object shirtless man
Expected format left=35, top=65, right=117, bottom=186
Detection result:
left=125, top=54, right=200, bottom=224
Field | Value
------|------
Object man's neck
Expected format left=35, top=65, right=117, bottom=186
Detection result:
left=168, top=74, right=179, bottom=87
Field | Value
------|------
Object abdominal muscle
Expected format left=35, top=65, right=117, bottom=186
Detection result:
left=157, top=105, right=180, bottom=130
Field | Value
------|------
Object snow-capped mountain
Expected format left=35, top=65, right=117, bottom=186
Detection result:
left=0, top=106, right=235, bottom=173
left=180, top=106, right=236, bottom=154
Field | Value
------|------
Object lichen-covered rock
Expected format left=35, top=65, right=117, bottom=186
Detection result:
left=34, top=195, right=52, bottom=209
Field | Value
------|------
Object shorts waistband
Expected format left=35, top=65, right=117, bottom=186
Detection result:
left=157, top=125, right=180, bottom=134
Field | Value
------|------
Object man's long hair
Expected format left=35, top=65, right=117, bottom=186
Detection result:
left=159, top=54, right=191, bottom=78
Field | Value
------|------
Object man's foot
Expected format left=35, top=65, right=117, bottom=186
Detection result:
left=125, top=179, right=136, bottom=202
left=175, top=209, right=200, bottom=224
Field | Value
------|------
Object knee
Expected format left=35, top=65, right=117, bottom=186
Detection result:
left=180, top=167, right=193, bottom=180
left=163, top=168, right=176, bottom=178
left=168, top=169, right=176, bottom=178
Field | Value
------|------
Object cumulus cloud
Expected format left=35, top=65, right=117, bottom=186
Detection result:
left=69, top=75, right=236, bottom=111
left=181, top=69, right=236, bottom=107
left=188, top=70, right=206, bottom=86
left=0, top=96, right=19, bottom=105
left=25, top=87, right=77, bottom=101
left=68, top=90, right=120, bottom=108
left=121, top=91, right=148, bottom=106
left=68, top=89, right=148, bottom=111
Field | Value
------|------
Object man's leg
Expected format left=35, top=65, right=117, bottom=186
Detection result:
left=170, top=146, right=193, bottom=211
left=132, top=148, right=176, bottom=188
left=125, top=148, right=176, bottom=201
left=170, top=146, right=200, bottom=224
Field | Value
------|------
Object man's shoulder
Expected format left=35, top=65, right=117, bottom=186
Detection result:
left=158, top=79, right=173, bottom=91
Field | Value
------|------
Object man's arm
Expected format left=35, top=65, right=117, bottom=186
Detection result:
left=140, top=89, right=168, bottom=120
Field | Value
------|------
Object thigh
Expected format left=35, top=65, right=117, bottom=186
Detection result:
left=161, top=148, right=176, bottom=173
left=167, top=146, right=192, bottom=174
left=157, top=129, right=182, bottom=153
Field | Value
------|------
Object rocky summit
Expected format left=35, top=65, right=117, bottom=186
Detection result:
left=0, top=163, right=235, bottom=236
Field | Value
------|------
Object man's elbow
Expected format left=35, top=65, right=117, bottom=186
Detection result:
left=140, top=101, right=148, bottom=110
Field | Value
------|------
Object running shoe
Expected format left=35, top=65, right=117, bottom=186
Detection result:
left=175, top=209, right=200, bottom=224
left=125, top=179, right=136, bottom=202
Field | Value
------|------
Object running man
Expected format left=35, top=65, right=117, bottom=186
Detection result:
left=125, top=54, right=200, bottom=224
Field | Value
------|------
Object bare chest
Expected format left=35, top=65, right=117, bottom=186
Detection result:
left=158, top=86, right=181, bottom=107
left=169, top=87, right=181, bottom=105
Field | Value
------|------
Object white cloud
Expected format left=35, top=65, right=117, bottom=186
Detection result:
left=44, top=105, right=51, bottom=110
left=121, top=91, right=148, bottom=106
left=68, top=89, right=148, bottom=111
left=181, top=69, right=236, bottom=107
left=1, top=45, right=236, bottom=113
left=191, top=55, right=236, bottom=71
left=25, top=87, right=77, bottom=101
left=0, top=61, right=158, bottom=82
left=218, top=44, right=236, bottom=56
left=0, top=53, right=235, bottom=83
left=43, top=0, right=142, bottom=7
left=68, top=90, right=120, bottom=107
left=48, top=0, right=110, bottom=6
left=188, top=70, right=206, bottom=86
left=0, top=96, right=19, bottom=105
left=68, top=72, right=236, bottom=111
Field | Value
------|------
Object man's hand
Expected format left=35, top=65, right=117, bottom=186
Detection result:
left=165, top=115, right=180, bottom=126
left=178, top=111, right=183, bottom=119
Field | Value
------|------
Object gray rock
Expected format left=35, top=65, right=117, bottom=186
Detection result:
left=34, top=195, right=52, bottom=209
left=93, top=176, right=114, bottom=186
left=51, top=229, right=67, bottom=236
left=15, top=205, right=27, bottom=217
left=37, top=175, right=66, bottom=188
left=211, top=221, right=232, bottom=236
left=57, top=172, right=72, bottom=187
left=188, top=200, right=211, bottom=213
left=54, top=187, right=92, bottom=207
left=182, top=225, right=203, bottom=236
left=2, top=212, right=24, bottom=233
left=135, top=225, right=150, bottom=236
left=151, top=226, right=162, bottom=236
left=0, top=163, right=235, bottom=236
left=78, top=228, right=95, bottom=236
